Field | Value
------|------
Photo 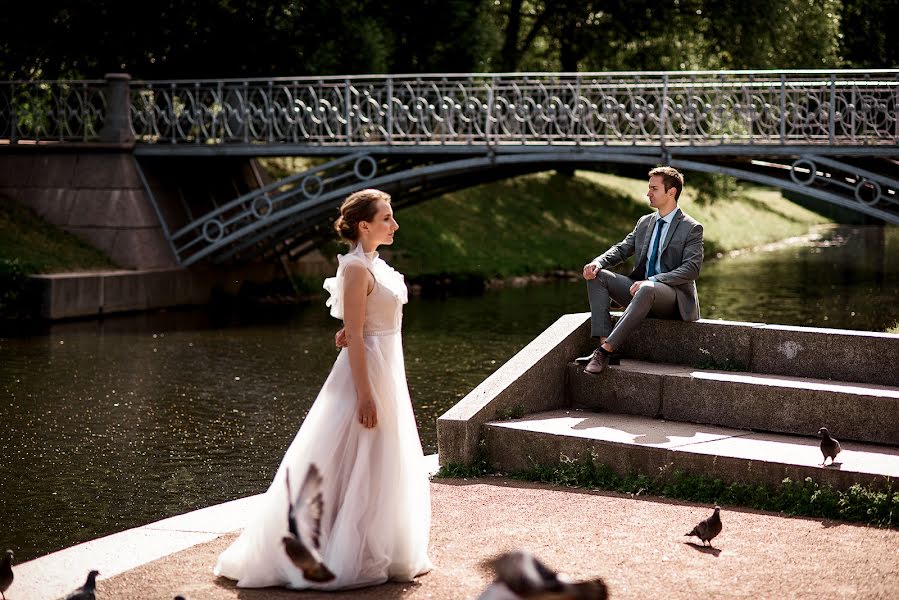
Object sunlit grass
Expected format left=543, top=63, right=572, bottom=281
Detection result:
left=389, top=170, right=830, bottom=279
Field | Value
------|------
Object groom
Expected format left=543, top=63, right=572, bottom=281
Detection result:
left=579, top=166, right=704, bottom=374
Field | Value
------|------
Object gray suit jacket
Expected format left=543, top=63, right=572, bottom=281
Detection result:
left=592, top=208, right=704, bottom=321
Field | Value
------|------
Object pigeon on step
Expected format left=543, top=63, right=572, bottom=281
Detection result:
left=477, top=549, right=608, bottom=599
left=282, top=464, right=335, bottom=583
left=1, top=550, right=13, bottom=600
left=818, top=427, right=841, bottom=466
left=685, top=506, right=722, bottom=548
left=64, top=570, right=99, bottom=600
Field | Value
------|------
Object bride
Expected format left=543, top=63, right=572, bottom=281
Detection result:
left=214, top=189, right=433, bottom=589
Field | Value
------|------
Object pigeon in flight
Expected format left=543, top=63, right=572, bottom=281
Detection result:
left=1, top=550, right=13, bottom=600
left=685, top=506, right=722, bottom=548
left=818, top=427, right=841, bottom=466
left=282, top=464, right=335, bottom=583
left=64, top=570, right=100, bottom=600
left=477, top=549, right=608, bottom=599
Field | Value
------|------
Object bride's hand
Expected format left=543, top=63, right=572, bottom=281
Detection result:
left=357, top=395, right=378, bottom=429
left=335, top=327, right=348, bottom=348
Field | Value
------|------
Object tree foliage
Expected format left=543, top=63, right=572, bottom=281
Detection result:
left=0, top=0, right=893, bottom=80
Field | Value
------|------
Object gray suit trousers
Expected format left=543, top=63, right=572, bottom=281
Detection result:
left=587, top=269, right=678, bottom=349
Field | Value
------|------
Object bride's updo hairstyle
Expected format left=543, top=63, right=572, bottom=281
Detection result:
left=334, top=188, right=392, bottom=244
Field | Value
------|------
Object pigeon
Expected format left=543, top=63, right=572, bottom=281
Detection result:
left=685, top=506, right=722, bottom=548
left=282, top=464, right=335, bottom=583
left=477, top=549, right=608, bottom=599
left=818, top=427, right=841, bottom=466
left=64, top=570, right=99, bottom=600
left=1, top=550, right=13, bottom=600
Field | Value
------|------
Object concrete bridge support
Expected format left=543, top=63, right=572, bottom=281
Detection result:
left=0, top=147, right=174, bottom=269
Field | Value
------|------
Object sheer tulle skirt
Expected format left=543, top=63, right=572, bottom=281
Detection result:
left=213, top=333, right=433, bottom=589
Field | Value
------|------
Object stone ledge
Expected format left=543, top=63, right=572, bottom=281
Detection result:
left=595, top=315, right=899, bottom=387
left=484, top=410, right=899, bottom=492
left=570, top=359, right=899, bottom=445
left=437, top=312, right=592, bottom=466
left=30, top=268, right=216, bottom=319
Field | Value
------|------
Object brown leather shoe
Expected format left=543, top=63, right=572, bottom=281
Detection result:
left=584, top=349, right=610, bottom=375
left=575, top=351, right=620, bottom=366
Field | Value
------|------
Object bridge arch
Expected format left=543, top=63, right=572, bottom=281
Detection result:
left=141, top=149, right=897, bottom=266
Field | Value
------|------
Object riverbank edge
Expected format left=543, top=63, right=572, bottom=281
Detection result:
left=12, top=224, right=838, bottom=322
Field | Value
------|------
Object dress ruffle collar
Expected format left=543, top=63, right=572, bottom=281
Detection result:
left=323, top=244, right=408, bottom=320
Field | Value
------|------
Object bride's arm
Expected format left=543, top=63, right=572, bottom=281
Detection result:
left=342, top=262, right=378, bottom=429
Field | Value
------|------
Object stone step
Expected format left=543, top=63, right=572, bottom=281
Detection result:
left=607, top=316, right=899, bottom=387
left=568, top=359, right=899, bottom=446
left=483, top=410, right=899, bottom=491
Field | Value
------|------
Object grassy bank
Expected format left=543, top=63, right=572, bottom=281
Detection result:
left=385, top=170, right=829, bottom=279
left=0, top=197, right=118, bottom=273
left=1, top=170, right=830, bottom=312
left=0, top=197, right=117, bottom=316
left=437, top=454, right=898, bottom=529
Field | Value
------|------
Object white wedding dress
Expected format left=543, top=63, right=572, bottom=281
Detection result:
left=214, top=245, right=433, bottom=589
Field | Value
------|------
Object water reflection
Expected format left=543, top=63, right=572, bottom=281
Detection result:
left=0, top=225, right=896, bottom=561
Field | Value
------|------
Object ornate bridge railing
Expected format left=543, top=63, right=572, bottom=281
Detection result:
left=2, top=70, right=898, bottom=148
left=3, top=71, right=899, bottom=263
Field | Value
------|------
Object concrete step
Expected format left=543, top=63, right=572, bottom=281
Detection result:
left=606, top=316, right=899, bottom=387
left=568, top=359, right=899, bottom=446
left=483, top=409, right=899, bottom=491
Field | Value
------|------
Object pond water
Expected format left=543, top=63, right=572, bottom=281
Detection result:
left=1, top=224, right=896, bottom=561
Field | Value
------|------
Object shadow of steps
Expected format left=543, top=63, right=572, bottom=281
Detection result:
left=484, top=410, right=899, bottom=491
left=568, top=359, right=899, bottom=445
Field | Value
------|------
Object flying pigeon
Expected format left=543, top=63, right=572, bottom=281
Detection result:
left=282, top=465, right=335, bottom=583
left=64, top=570, right=100, bottom=600
left=818, top=427, right=841, bottom=466
left=685, top=506, right=722, bottom=548
left=477, top=549, right=608, bottom=599
left=1, top=550, right=13, bottom=600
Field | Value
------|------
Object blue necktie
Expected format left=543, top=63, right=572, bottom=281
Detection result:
left=646, top=219, right=664, bottom=278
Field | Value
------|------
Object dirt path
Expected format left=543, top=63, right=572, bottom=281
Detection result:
left=101, top=477, right=899, bottom=599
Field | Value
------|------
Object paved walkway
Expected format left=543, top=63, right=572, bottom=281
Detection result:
left=14, top=475, right=899, bottom=600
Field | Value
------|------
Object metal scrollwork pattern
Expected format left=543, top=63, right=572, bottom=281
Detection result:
left=789, top=155, right=899, bottom=214
left=171, top=153, right=378, bottom=265
left=126, top=71, right=899, bottom=147
left=3, top=71, right=898, bottom=147
left=0, top=80, right=106, bottom=142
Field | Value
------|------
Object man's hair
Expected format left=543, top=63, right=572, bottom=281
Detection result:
left=648, top=166, right=684, bottom=201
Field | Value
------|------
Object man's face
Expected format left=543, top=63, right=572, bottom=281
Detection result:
left=647, top=175, right=675, bottom=209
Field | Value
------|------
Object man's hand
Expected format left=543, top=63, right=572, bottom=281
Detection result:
left=583, top=263, right=600, bottom=280
left=630, top=280, right=653, bottom=296
left=335, top=327, right=347, bottom=348
left=357, top=394, right=378, bottom=428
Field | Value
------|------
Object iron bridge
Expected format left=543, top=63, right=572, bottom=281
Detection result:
left=2, top=70, right=898, bottom=265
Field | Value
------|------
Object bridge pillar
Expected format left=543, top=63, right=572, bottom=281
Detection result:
left=0, top=147, right=176, bottom=269
left=98, top=73, right=134, bottom=144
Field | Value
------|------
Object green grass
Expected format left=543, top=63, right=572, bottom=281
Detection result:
left=386, top=170, right=829, bottom=279
left=442, top=454, right=898, bottom=528
left=888, top=322, right=899, bottom=334
left=1, top=197, right=117, bottom=316
left=0, top=196, right=118, bottom=273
